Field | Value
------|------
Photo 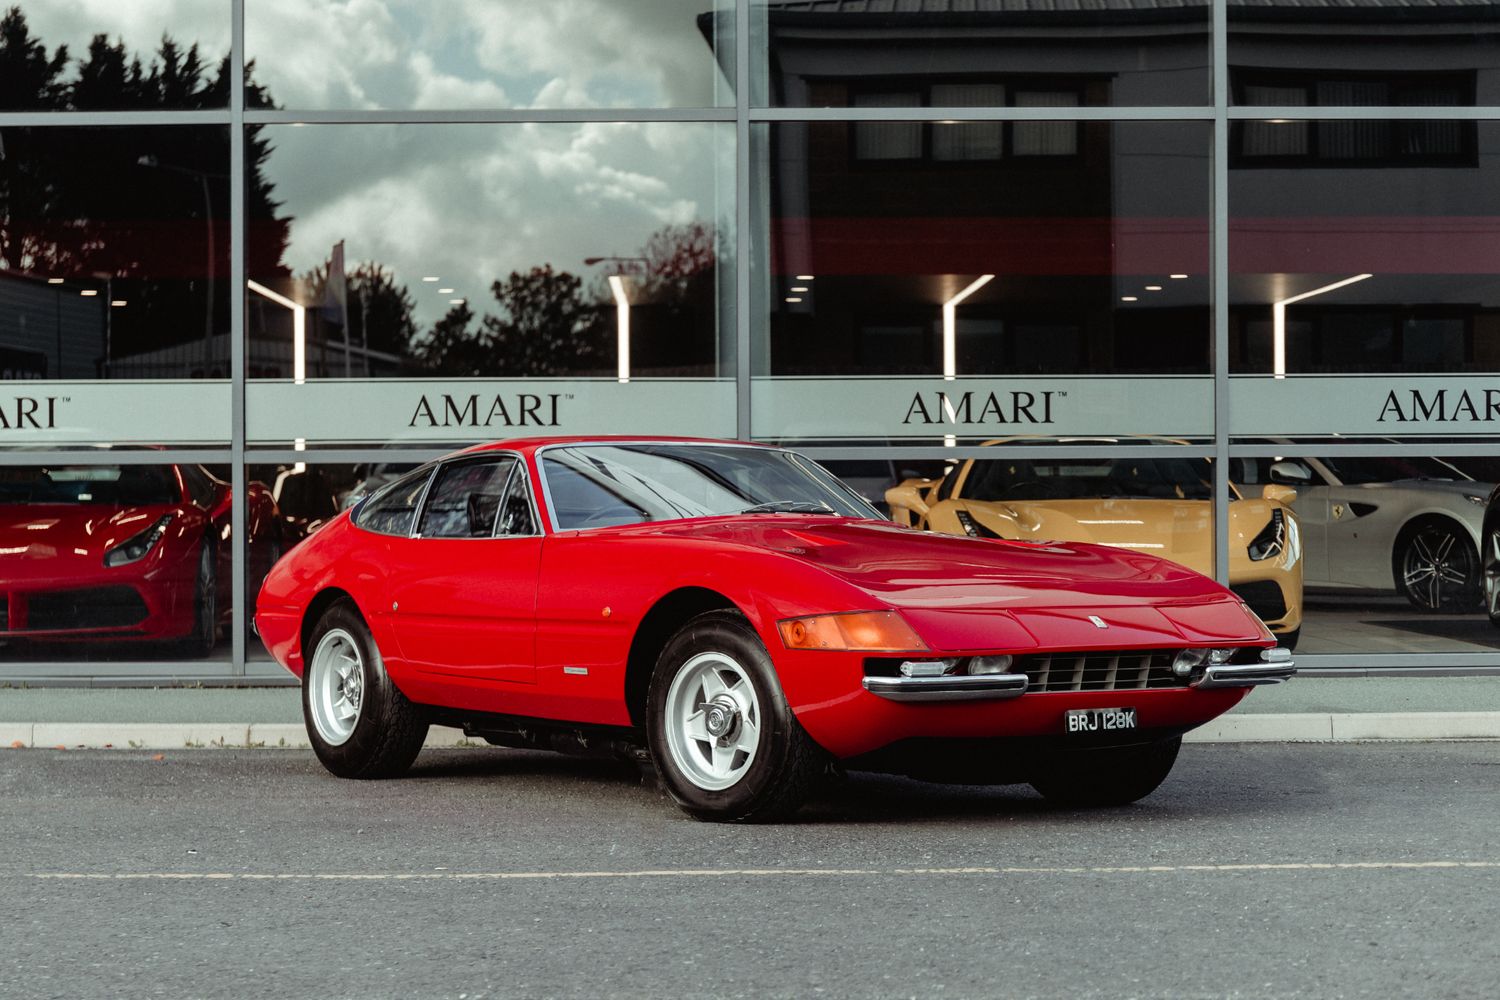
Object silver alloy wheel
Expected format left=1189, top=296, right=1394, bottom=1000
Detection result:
left=663, top=651, right=763, bottom=791
left=1402, top=524, right=1475, bottom=610
left=308, top=627, right=365, bottom=746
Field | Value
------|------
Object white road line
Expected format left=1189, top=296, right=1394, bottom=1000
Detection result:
left=19, top=861, right=1500, bottom=882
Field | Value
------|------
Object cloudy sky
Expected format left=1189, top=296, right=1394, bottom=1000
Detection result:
left=22, top=2, right=735, bottom=327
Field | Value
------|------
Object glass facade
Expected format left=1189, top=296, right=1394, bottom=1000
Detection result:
left=5, top=0, right=1500, bottom=677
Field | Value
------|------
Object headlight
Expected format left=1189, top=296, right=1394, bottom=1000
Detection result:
left=103, top=515, right=173, bottom=567
left=777, top=611, right=928, bottom=652
left=955, top=509, right=1003, bottom=539
left=1247, top=509, right=1285, bottom=561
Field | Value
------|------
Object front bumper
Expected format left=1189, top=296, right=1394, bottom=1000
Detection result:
left=861, top=648, right=1294, bottom=703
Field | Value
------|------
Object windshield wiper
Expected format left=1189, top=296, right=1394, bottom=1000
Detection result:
left=737, top=500, right=838, bottom=515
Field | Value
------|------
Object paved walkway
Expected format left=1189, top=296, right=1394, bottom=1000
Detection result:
left=2, top=677, right=1499, bottom=748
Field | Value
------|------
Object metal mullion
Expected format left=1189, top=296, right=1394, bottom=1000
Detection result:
left=1294, top=654, right=1500, bottom=675
left=244, top=108, right=735, bottom=125
left=1229, top=106, right=1500, bottom=121
left=244, top=448, right=455, bottom=466
left=1229, top=441, right=1500, bottom=458
left=0, top=110, right=230, bottom=127
left=750, top=106, right=1216, bottom=122
left=795, top=445, right=1219, bottom=461
left=735, top=0, right=752, bottom=439
left=230, top=0, right=247, bottom=676
left=0, top=450, right=232, bottom=466
left=1212, top=0, right=1231, bottom=589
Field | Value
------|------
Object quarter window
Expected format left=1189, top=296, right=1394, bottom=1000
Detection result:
left=355, top=467, right=434, bottom=537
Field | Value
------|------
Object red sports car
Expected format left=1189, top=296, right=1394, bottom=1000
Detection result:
left=1, top=463, right=281, bottom=656
left=256, top=437, right=1294, bottom=821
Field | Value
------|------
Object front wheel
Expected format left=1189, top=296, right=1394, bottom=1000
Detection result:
left=175, top=540, right=217, bottom=659
left=1398, top=520, right=1481, bottom=612
left=1029, top=737, right=1181, bottom=807
left=303, top=600, right=428, bottom=779
left=647, top=611, right=823, bottom=822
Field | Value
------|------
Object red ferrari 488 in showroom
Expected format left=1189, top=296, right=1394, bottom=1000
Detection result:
left=256, top=437, right=1294, bottom=821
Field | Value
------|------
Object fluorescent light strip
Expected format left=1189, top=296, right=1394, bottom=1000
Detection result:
left=1272, top=274, right=1373, bottom=378
left=608, top=275, right=631, bottom=383
left=942, top=274, right=995, bottom=381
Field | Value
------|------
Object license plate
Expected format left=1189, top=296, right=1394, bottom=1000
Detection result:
left=1064, top=707, right=1137, bottom=734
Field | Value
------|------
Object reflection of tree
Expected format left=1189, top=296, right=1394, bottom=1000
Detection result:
left=413, top=266, right=608, bottom=377
left=301, top=261, right=418, bottom=358
left=0, top=7, right=288, bottom=371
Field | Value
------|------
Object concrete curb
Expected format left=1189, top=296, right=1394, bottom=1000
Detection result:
left=4, top=715, right=1500, bottom=749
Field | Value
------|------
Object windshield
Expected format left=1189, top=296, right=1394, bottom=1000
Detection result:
left=540, top=444, right=880, bottom=530
left=0, top=466, right=180, bottom=506
left=961, top=456, right=1215, bottom=502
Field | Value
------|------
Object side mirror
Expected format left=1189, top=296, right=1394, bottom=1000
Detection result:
left=1269, top=460, right=1312, bottom=485
left=1262, top=483, right=1298, bottom=505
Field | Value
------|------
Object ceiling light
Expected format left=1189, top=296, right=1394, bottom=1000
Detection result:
left=795, top=274, right=815, bottom=281
left=422, top=276, right=440, bottom=282
left=47, top=277, right=64, bottom=284
left=790, top=286, right=809, bottom=293
left=80, top=289, right=98, bottom=297
left=1121, top=296, right=1137, bottom=302
left=785, top=296, right=803, bottom=303
left=1169, top=274, right=1188, bottom=279
left=449, top=298, right=465, bottom=305
left=438, top=287, right=454, bottom=294
left=1145, top=285, right=1163, bottom=291
left=110, top=300, right=127, bottom=307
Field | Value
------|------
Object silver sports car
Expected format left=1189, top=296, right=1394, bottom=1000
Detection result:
left=1251, top=456, right=1490, bottom=612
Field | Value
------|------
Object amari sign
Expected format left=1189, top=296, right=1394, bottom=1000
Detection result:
left=0, top=382, right=229, bottom=443
left=1232, top=377, right=1500, bottom=436
left=753, top=377, right=1213, bottom=440
left=247, top=379, right=736, bottom=445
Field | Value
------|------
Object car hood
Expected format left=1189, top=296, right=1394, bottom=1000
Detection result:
left=634, top=516, right=1266, bottom=649
left=956, top=497, right=1215, bottom=576
left=0, top=503, right=178, bottom=575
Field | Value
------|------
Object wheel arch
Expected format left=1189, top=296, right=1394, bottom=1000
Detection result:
left=300, top=586, right=363, bottom=661
left=624, top=587, right=745, bottom=729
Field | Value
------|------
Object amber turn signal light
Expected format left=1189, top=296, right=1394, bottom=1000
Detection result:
left=777, top=611, right=928, bottom=652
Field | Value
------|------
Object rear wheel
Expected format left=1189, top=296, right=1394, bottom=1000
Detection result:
left=1029, top=737, right=1181, bottom=807
left=303, top=600, right=427, bottom=779
left=176, top=541, right=217, bottom=658
left=647, top=611, right=823, bottom=822
left=1397, top=519, right=1481, bottom=612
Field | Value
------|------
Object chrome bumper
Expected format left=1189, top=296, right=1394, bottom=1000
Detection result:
left=1191, top=648, right=1296, bottom=690
left=862, top=673, right=1029, bottom=703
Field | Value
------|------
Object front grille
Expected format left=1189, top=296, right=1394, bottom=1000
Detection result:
left=1231, top=581, right=1288, bottom=623
left=1015, top=650, right=1184, bottom=692
left=27, top=587, right=148, bottom=631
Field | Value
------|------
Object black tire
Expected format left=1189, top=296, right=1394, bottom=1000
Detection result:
left=1482, top=495, right=1500, bottom=627
left=646, top=610, right=824, bottom=822
left=1395, top=519, right=1481, bottom=613
left=302, top=600, right=428, bottom=779
left=1276, top=627, right=1300, bottom=652
left=1029, top=736, right=1181, bottom=807
left=176, top=540, right=217, bottom=659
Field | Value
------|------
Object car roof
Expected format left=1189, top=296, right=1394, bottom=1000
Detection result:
left=453, top=435, right=768, bottom=458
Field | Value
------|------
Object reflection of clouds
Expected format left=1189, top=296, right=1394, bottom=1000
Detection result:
left=247, top=0, right=728, bottom=110
left=265, top=123, right=730, bottom=326
left=18, top=0, right=229, bottom=64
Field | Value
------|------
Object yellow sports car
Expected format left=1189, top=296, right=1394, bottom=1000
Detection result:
left=887, top=451, right=1303, bottom=649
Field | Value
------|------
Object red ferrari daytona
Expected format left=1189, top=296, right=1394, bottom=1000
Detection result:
left=255, top=437, right=1294, bottom=821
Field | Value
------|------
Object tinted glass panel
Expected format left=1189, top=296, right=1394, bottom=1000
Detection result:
left=1, top=460, right=237, bottom=664
left=1229, top=120, right=1500, bottom=377
left=247, top=0, right=733, bottom=110
left=1230, top=5, right=1500, bottom=106
left=0, top=126, right=231, bottom=379
left=247, top=123, right=732, bottom=380
left=753, top=0, right=1210, bottom=108
left=754, top=121, right=1212, bottom=376
left=0, top=2, right=229, bottom=110
left=355, top=467, right=433, bottom=536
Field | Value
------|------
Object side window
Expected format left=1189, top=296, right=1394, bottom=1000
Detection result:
left=418, top=458, right=516, bottom=539
left=178, top=465, right=218, bottom=508
left=496, top=463, right=538, bottom=537
left=355, top=467, right=434, bottom=537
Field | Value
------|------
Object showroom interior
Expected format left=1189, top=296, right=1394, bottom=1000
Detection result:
left=4, top=0, right=1500, bottom=681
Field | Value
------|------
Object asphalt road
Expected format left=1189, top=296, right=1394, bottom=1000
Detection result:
left=2, top=742, right=1497, bottom=1000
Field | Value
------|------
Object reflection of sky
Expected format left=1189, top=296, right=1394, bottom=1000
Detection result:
left=262, top=122, right=732, bottom=327
left=21, top=1, right=732, bottom=108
